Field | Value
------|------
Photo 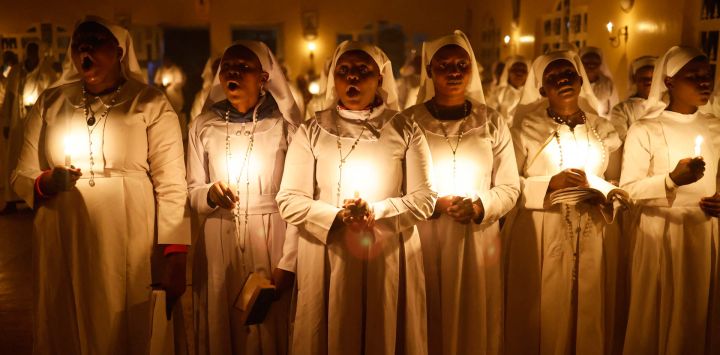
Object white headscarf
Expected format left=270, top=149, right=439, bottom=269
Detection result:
left=200, top=56, right=217, bottom=90
left=203, top=41, right=302, bottom=125
left=642, top=46, right=707, bottom=119
left=323, top=41, right=399, bottom=111
left=51, top=16, right=145, bottom=89
left=416, top=30, right=485, bottom=105
left=579, top=46, right=614, bottom=81
left=627, top=55, right=657, bottom=96
left=517, top=50, right=603, bottom=117
left=497, top=55, right=530, bottom=90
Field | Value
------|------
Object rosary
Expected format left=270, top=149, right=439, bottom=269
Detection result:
left=81, top=84, right=123, bottom=187
left=430, top=100, right=470, bottom=195
left=335, top=109, right=368, bottom=207
left=224, top=96, right=263, bottom=252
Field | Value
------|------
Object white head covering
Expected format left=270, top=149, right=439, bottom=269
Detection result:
left=323, top=41, right=399, bottom=111
left=642, top=46, right=707, bottom=118
left=627, top=55, right=657, bottom=95
left=517, top=50, right=603, bottom=117
left=200, top=56, right=218, bottom=90
left=497, top=55, right=530, bottom=89
left=317, top=58, right=332, bottom=95
left=51, top=16, right=145, bottom=89
left=416, top=30, right=485, bottom=105
left=579, top=46, right=614, bottom=81
left=203, top=41, right=302, bottom=125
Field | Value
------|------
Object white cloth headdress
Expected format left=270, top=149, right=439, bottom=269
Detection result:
left=496, top=55, right=530, bottom=90
left=627, top=55, right=657, bottom=96
left=322, top=41, right=399, bottom=111
left=416, top=30, right=485, bottom=105
left=51, top=16, right=145, bottom=88
left=203, top=41, right=302, bottom=125
left=516, top=50, right=602, bottom=117
left=642, top=46, right=707, bottom=118
left=579, top=46, right=614, bottom=81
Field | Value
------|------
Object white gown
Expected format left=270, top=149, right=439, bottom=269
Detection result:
left=403, top=103, right=519, bottom=355
left=488, top=85, right=523, bottom=127
left=186, top=99, right=298, bottom=355
left=2, top=62, right=57, bottom=202
left=591, top=76, right=619, bottom=117
left=504, top=102, right=621, bottom=355
left=276, top=107, right=436, bottom=355
left=12, top=79, right=190, bottom=354
left=620, top=110, right=720, bottom=355
left=609, top=97, right=645, bottom=141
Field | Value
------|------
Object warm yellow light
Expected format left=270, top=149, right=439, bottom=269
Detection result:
left=64, top=135, right=76, bottom=166
left=695, top=135, right=704, bottom=156
left=161, top=74, right=171, bottom=87
left=503, top=35, right=511, bottom=44
left=518, top=35, right=535, bottom=44
left=308, top=81, right=320, bottom=95
left=307, top=41, right=317, bottom=52
left=434, top=159, right=478, bottom=197
left=23, top=90, right=38, bottom=106
left=227, top=154, right=262, bottom=190
left=343, top=161, right=378, bottom=200
left=606, top=22, right=614, bottom=34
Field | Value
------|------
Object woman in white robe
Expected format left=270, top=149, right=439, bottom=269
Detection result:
left=186, top=41, right=302, bottom=355
left=503, top=50, right=622, bottom=355
left=399, top=30, right=519, bottom=355
left=580, top=46, right=619, bottom=117
left=620, top=46, right=720, bottom=355
left=2, top=42, right=58, bottom=210
left=609, top=56, right=656, bottom=141
left=487, top=55, right=529, bottom=127
left=276, top=41, right=437, bottom=355
left=189, top=57, right=219, bottom=122
left=11, top=18, right=189, bottom=354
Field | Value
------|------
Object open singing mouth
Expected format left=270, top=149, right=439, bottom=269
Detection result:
left=346, top=86, right=360, bottom=97
left=81, top=56, right=94, bottom=71
left=226, top=80, right=240, bottom=91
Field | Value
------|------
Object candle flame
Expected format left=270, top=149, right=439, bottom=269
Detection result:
left=343, top=161, right=378, bottom=200
left=434, top=159, right=477, bottom=197
left=161, top=74, right=171, bottom=86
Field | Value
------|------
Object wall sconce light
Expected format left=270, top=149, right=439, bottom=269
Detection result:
left=307, top=41, right=317, bottom=53
left=503, top=35, right=511, bottom=46
left=606, top=22, right=628, bottom=47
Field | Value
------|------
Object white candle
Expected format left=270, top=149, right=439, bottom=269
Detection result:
left=63, top=136, right=73, bottom=166
left=695, top=135, right=704, bottom=157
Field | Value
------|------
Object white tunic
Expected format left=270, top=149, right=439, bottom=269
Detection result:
left=2, top=63, right=57, bottom=202
left=276, top=107, right=437, bottom=355
left=403, top=103, right=519, bottom=355
left=186, top=100, right=298, bottom=355
left=12, top=79, right=190, bottom=354
left=620, top=110, right=720, bottom=355
left=591, top=76, right=619, bottom=117
left=504, top=102, right=621, bottom=355
left=609, top=97, right=645, bottom=141
left=488, top=85, right=523, bottom=127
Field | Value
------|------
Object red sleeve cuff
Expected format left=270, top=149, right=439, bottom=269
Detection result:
left=163, top=244, right=189, bottom=256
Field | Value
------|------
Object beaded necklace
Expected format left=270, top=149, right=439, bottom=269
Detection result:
left=430, top=100, right=470, bottom=194
left=224, top=96, right=264, bottom=252
left=81, top=84, right=123, bottom=187
left=335, top=109, right=368, bottom=207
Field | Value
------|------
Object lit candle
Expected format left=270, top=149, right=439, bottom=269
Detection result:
left=63, top=135, right=73, bottom=166
left=161, top=74, right=171, bottom=87
left=23, top=91, right=38, bottom=107
left=695, top=135, right=704, bottom=157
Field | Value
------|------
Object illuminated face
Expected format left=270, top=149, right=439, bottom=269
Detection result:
left=540, top=59, right=583, bottom=108
left=219, top=45, right=268, bottom=109
left=333, top=50, right=382, bottom=110
left=666, top=57, right=714, bottom=107
left=633, top=65, right=654, bottom=99
left=428, top=44, right=472, bottom=99
left=71, top=22, right=123, bottom=87
left=581, top=52, right=602, bottom=83
left=507, top=61, right=528, bottom=89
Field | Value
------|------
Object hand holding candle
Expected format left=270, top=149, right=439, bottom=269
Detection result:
left=340, top=196, right=374, bottom=232
left=669, top=157, right=705, bottom=186
left=63, top=136, right=75, bottom=167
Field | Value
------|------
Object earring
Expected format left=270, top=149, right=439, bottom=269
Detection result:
left=260, top=82, right=266, bottom=96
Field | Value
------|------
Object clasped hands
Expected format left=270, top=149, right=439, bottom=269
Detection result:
left=433, top=195, right=484, bottom=224
left=38, top=166, right=82, bottom=195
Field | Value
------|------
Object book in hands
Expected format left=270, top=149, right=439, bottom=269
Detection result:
left=234, top=272, right=276, bottom=325
left=549, top=174, right=630, bottom=207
